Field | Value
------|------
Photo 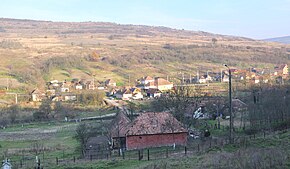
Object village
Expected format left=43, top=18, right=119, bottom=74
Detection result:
left=30, top=63, right=288, bottom=102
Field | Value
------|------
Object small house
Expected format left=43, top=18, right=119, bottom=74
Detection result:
left=154, top=78, right=173, bottom=91
left=85, top=81, right=95, bottom=90
left=146, top=88, right=162, bottom=98
left=274, top=64, right=288, bottom=76
left=75, top=83, right=83, bottom=90
left=105, top=79, right=117, bottom=87
left=111, top=112, right=187, bottom=150
left=31, top=89, right=45, bottom=102
left=115, top=88, right=133, bottom=100
left=2, top=159, right=12, bottom=169
left=126, top=112, right=187, bottom=150
left=141, top=76, right=154, bottom=85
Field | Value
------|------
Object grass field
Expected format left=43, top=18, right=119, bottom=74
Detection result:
left=1, top=118, right=289, bottom=168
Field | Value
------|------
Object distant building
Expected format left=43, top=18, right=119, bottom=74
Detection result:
left=154, top=77, right=173, bottom=91
left=75, top=83, right=83, bottom=90
left=2, top=159, right=12, bottom=169
left=146, top=88, right=162, bottom=98
left=274, top=64, right=288, bottom=76
left=115, top=88, right=132, bottom=100
left=31, top=89, right=45, bottom=102
left=85, top=80, right=95, bottom=90
left=140, top=76, right=154, bottom=85
left=105, top=79, right=117, bottom=87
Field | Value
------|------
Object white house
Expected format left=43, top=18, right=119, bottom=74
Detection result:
left=75, top=84, right=83, bottom=90
left=115, top=89, right=133, bottom=100
left=141, top=76, right=154, bottom=85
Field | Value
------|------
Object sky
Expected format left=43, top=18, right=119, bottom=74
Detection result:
left=0, top=0, right=289, bottom=39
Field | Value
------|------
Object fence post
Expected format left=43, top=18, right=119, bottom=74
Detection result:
left=166, top=148, right=168, bottom=158
left=147, top=149, right=150, bottom=161
left=184, top=146, right=187, bottom=155
left=20, top=160, right=22, bottom=168
left=56, top=157, right=58, bottom=165
left=90, top=155, right=92, bottom=161
left=122, top=151, right=125, bottom=159
left=263, top=131, right=266, bottom=138
left=138, top=150, right=141, bottom=161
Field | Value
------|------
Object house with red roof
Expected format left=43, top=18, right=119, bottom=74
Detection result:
left=274, top=64, right=288, bottom=76
left=110, top=112, right=187, bottom=150
left=154, top=77, right=173, bottom=91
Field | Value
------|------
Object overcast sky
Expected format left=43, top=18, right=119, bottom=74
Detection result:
left=0, top=0, right=289, bottom=39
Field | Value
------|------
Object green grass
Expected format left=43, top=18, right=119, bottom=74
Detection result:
left=1, top=119, right=289, bottom=169
left=49, top=159, right=150, bottom=169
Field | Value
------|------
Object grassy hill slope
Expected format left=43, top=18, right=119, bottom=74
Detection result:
left=0, top=18, right=289, bottom=91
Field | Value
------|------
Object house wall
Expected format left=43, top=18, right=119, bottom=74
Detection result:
left=126, top=133, right=187, bottom=150
left=157, top=84, right=173, bottom=91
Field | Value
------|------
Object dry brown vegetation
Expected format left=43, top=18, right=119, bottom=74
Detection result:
left=0, top=18, right=289, bottom=91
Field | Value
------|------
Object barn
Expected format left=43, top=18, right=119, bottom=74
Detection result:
left=111, top=112, right=188, bottom=150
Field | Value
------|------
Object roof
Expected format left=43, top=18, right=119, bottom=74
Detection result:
left=106, top=79, right=116, bottom=84
left=143, top=76, right=153, bottom=81
left=147, top=88, right=162, bottom=94
left=130, top=88, right=141, bottom=93
left=31, top=88, right=41, bottom=95
left=154, top=78, right=173, bottom=86
left=275, top=64, right=287, bottom=70
left=232, top=99, right=247, bottom=109
left=116, top=88, right=132, bottom=95
left=145, top=81, right=155, bottom=87
left=126, top=112, right=187, bottom=136
left=110, top=112, right=131, bottom=138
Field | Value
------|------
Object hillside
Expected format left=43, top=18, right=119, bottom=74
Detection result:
left=0, top=18, right=289, bottom=92
left=264, top=36, right=290, bottom=44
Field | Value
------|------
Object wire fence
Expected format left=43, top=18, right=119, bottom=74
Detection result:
left=4, top=128, right=286, bottom=169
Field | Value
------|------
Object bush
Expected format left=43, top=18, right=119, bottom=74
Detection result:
left=78, top=90, right=105, bottom=106
left=244, top=128, right=259, bottom=135
left=271, top=120, right=290, bottom=131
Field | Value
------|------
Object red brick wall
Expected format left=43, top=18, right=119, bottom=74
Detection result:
left=126, top=133, right=187, bottom=150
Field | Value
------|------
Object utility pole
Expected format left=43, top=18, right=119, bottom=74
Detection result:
left=182, top=73, right=184, bottom=84
left=6, top=78, right=9, bottom=91
left=224, top=64, right=233, bottom=144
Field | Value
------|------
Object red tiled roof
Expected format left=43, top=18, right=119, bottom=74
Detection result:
left=126, top=112, right=187, bottom=136
left=110, top=112, right=131, bottom=138
left=154, top=78, right=172, bottom=86
left=144, top=76, right=153, bottom=81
